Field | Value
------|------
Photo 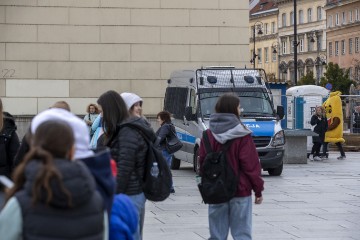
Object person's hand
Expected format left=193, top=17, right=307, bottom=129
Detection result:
left=255, top=196, right=263, bottom=204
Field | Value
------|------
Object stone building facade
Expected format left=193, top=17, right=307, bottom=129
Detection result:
left=325, top=0, right=360, bottom=82
left=0, top=0, right=249, bottom=116
left=275, top=0, right=327, bottom=85
left=249, top=0, right=280, bottom=81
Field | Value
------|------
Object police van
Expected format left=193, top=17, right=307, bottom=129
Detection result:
left=164, top=66, right=285, bottom=176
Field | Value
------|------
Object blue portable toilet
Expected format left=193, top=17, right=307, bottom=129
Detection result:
left=286, top=85, right=329, bottom=129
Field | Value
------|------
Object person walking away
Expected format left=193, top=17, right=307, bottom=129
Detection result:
left=352, top=106, right=360, bottom=133
left=198, top=93, right=264, bottom=240
left=310, top=106, right=328, bottom=161
left=98, top=90, right=157, bottom=240
left=0, top=120, right=107, bottom=240
left=0, top=98, right=20, bottom=178
left=84, top=103, right=100, bottom=137
left=155, top=111, right=175, bottom=193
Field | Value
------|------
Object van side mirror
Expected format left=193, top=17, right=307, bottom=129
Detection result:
left=185, top=106, right=196, bottom=121
left=276, top=106, right=285, bottom=120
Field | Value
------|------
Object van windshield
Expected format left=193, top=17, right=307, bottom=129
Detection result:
left=199, top=88, right=274, bottom=118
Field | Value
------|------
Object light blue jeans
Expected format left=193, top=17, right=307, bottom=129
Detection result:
left=208, top=196, right=252, bottom=240
left=162, top=149, right=174, bottom=190
left=128, top=193, right=146, bottom=240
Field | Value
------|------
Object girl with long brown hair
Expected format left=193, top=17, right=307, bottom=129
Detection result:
left=0, top=120, right=107, bottom=240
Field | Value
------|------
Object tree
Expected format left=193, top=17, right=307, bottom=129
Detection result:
left=320, top=62, right=355, bottom=94
left=298, top=71, right=316, bottom=85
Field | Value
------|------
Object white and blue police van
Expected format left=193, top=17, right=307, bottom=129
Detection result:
left=164, top=66, right=285, bottom=176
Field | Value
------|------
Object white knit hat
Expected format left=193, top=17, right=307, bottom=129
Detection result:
left=120, top=92, right=143, bottom=110
left=31, top=108, right=94, bottom=159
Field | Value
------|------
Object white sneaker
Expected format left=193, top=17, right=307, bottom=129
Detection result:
left=313, top=156, right=322, bottom=161
left=308, top=155, right=314, bottom=161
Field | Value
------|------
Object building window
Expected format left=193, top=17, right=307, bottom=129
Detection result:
left=290, top=11, right=294, bottom=25
left=282, top=40, right=287, bottom=54
left=250, top=49, right=254, bottom=60
left=328, top=15, right=333, bottom=27
left=341, top=40, right=345, bottom=55
left=282, top=13, right=287, bottom=27
left=336, top=13, right=339, bottom=25
left=308, top=36, right=314, bottom=51
left=271, top=22, right=276, bottom=33
left=329, top=42, right=333, bottom=56
left=342, top=12, right=346, bottom=24
left=308, top=8, right=312, bottom=22
left=355, top=37, right=359, bottom=53
left=264, top=23, right=268, bottom=34
left=299, top=10, right=304, bottom=24
left=290, top=37, right=294, bottom=53
left=272, top=51, right=277, bottom=62
left=258, top=48, right=262, bottom=63
left=349, top=38, right=353, bottom=54
left=349, top=10, right=353, bottom=22
left=299, top=38, right=304, bottom=52
left=265, top=47, right=269, bottom=63
left=335, top=41, right=339, bottom=55
left=317, top=35, right=322, bottom=50
left=317, top=7, right=322, bottom=20
left=356, top=9, right=359, bottom=21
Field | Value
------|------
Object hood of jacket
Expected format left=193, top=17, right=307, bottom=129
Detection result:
left=1, top=112, right=17, bottom=134
left=23, top=159, right=96, bottom=208
left=79, top=148, right=115, bottom=212
left=209, top=113, right=251, bottom=144
left=121, top=116, right=156, bottom=142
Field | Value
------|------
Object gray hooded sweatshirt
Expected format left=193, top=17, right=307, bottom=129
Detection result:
left=209, top=113, right=252, bottom=144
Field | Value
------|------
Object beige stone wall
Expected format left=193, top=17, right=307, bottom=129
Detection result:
left=0, top=0, right=249, bottom=116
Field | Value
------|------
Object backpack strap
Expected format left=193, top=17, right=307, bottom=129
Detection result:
left=202, top=130, right=235, bottom=153
left=202, top=130, right=213, bottom=153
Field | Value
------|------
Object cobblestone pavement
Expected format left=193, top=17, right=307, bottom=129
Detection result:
left=143, top=152, right=360, bottom=240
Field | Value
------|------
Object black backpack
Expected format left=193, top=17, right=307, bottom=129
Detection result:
left=198, top=130, right=238, bottom=204
left=121, top=123, right=172, bottom=202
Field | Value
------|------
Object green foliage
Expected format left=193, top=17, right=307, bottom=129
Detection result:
left=322, top=62, right=355, bottom=94
left=298, top=71, right=316, bottom=85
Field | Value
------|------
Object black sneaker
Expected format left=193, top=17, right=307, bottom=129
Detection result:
left=170, top=189, right=175, bottom=194
left=337, top=156, right=346, bottom=160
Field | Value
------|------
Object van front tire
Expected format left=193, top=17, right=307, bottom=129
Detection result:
left=171, top=155, right=181, bottom=170
left=267, top=164, right=283, bottom=176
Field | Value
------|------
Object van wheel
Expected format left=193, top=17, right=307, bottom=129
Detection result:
left=171, top=156, right=181, bottom=170
left=193, top=148, right=200, bottom=174
left=267, top=164, right=283, bottom=176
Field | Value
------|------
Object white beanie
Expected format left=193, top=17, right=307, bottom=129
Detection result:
left=120, top=92, right=143, bottom=110
left=31, top=108, right=94, bottom=159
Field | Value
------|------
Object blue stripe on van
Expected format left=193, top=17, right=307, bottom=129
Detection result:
left=243, top=121, right=275, bottom=137
left=176, top=132, right=196, bottom=144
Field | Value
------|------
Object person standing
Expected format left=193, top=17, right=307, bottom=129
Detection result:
left=98, top=90, right=156, bottom=240
left=198, top=93, right=264, bottom=240
left=352, top=105, right=360, bottom=133
left=84, top=103, right=100, bottom=136
left=155, top=111, right=175, bottom=193
left=310, top=106, right=328, bottom=161
left=0, top=120, right=107, bottom=240
left=0, top=98, right=20, bottom=178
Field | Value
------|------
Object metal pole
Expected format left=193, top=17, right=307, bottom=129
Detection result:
left=293, top=0, right=298, bottom=85
left=253, top=26, right=256, bottom=69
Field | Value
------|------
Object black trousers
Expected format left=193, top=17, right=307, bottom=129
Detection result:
left=323, top=142, right=345, bottom=157
left=311, top=142, right=322, bottom=156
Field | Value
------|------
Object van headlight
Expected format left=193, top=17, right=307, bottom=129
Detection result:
left=271, top=130, right=285, bottom=147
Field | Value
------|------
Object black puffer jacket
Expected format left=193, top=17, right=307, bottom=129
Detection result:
left=155, top=122, right=174, bottom=150
left=0, top=112, right=20, bottom=177
left=311, top=114, right=328, bottom=143
left=108, top=117, right=156, bottom=195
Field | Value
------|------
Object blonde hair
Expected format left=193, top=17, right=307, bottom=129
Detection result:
left=0, top=98, right=3, bottom=131
left=314, top=106, right=325, bottom=116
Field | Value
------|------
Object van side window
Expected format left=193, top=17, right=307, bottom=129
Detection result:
left=189, top=88, right=197, bottom=115
left=164, top=87, right=187, bottom=119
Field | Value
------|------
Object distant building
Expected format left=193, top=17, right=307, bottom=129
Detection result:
left=325, top=0, right=360, bottom=83
left=249, top=0, right=280, bottom=82
left=275, top=0, right=327, bottom=85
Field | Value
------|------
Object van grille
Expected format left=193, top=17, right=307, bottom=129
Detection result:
left=252, top=136, right=271, bottom=148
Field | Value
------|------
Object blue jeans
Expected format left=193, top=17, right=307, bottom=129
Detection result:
left=208, top=196, right=252, bottom=240
left=162, top=150, right=174, bottom=190
left=128, top=193, right=146, bottom=240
